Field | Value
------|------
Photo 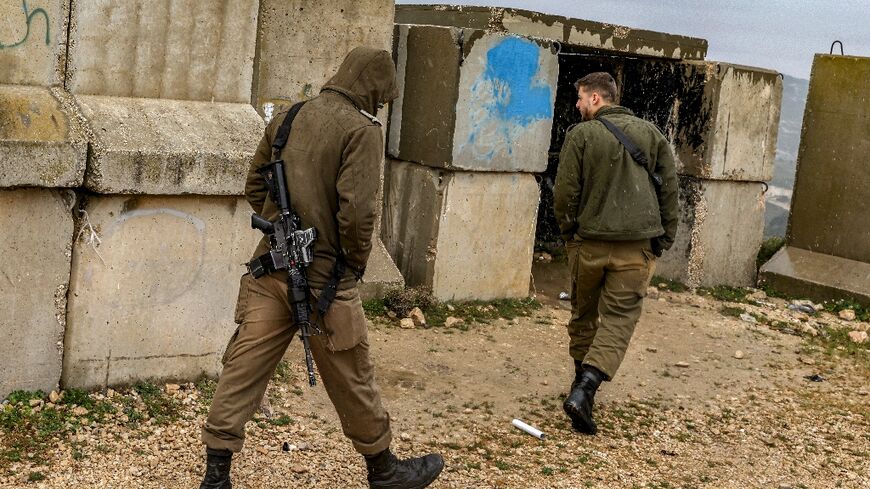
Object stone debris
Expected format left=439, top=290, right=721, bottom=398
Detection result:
left=445, top=316, right=464, bottom=328
left=165, top=384, right=181, bottom=394
left=839, top=309, right=856, bottom=321
left=848, top=330, right=868, bottom=344
left=646, top=347, right=658, bottom=353
left=399, top=318, right=415, bottom=329
left=739, top=313, right=757, bottom=323
left=533, top=252, right=552, bottom=263
left=787, top=300, right=816, bottom=315
left=399, top=432, right=412, bottom=442
left=409, top=307, right=427, bottom=328
left=559, top=291, right=570, bottom=300
left=734, top=350, right=745, bottom=359
left=49, top=391, right=62, bottom=403
left=674, top=362, right=690, bottom=368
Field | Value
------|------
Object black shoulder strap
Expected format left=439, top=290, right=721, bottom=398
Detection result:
left=272, top=101, right=307, bottom=160
left=597, top=116, right=663, bottom=188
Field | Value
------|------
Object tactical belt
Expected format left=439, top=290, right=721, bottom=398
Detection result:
left=259, top=100, right=353, bottom=318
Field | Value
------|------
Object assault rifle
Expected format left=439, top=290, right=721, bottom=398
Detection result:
left=246, top=102, right=322, bottom=386
left=248, top=160, right=320, bottom=386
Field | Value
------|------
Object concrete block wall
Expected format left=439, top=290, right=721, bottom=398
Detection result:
left=383, top=159, right=538, bottom=300
left=389, top=25, right=557, bottom=172
left=655, top=62, right=781, bottom=287
left=1, top=0, right=402, bottom=398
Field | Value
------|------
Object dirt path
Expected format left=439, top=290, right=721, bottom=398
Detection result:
left=2, top=263, right=868, bottom=488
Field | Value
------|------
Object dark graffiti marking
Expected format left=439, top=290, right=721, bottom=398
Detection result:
left=0, top=0, right=50, bottom=49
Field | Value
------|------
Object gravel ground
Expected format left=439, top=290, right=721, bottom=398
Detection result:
left=2, top=286, right=868, bottom=488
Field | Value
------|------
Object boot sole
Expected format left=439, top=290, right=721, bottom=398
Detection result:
left=563, top=400, right=597, bottom=435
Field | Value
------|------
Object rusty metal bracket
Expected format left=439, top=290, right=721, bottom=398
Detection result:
left=830, top=40, right=844, bottom=55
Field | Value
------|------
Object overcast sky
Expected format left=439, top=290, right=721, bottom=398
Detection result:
left=397, top=0, right=870, bottom=79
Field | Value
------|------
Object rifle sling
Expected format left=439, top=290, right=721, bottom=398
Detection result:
left=597, top=116, right=664, bottom=189
left=269, top=101, right=348, bottom=317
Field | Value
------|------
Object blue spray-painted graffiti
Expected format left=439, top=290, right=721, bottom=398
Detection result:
left=0, top=1, right=50, bottom=49
left=462, top=36, right=553, bottom=162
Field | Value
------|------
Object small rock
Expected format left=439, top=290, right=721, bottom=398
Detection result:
left=747, top=290, right=767, bottom=301
left=256, top=446, right=269, bottom=455
left=28, top=399, right=42, bottom=407
left=445, top=316, right=464, bottom=328
left=409, top=307, right=427, bottom=328
left=534, top=252, right=553, bottom=263
left=734, top=350, right=745, bottom=359
left=646, top=287, right=659, bottom=297
left=165, top=383, right=180, bottom=394
left=297, top=442, right=311, bottom=451
left=291, top=465, right=308, bottom=474
left=848, top=330, right=868, bottom=344
left=400, top=432, right=412, bottom=442
left=282, top=442, right=297, bottom=452
left=674, top=362, right=690, bottom=368
left=387, top=310, right=397, bottom=319
left=839, top=309, right=856, bottom=321
left=646, top=347, right=658, bottom=353
left=558, top=291, right=570, bottom=301
left=739, top=313, right=757, bottom=324
left=399, top=318, right=415, bottom=329
left=464, top=408, right=473, bottom=414
left=106, top=388, right=117, bottom=398
left=446, top=304, right=455, bottom=312
left=49, top=391, right=61, bottom=403
left=72, top=406, right=88, bottom=416
left=788, top=300, right=816, bottom=314
left=799, top=357, right=815, bottom=365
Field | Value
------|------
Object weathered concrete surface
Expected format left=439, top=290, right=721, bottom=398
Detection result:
left=0, top=188, right=75, bottom=398
left=63, top=195, right=261, bottom=389
left=382, top=159, right=538, bottom=300
left=656, top=177, right=766, bottom=287
left=0, top=85, right=87, bottom=187
left=395, top=5, right=707, bottom=61
left=787, top=54, right=870, bottom=263
left=0, top=0, right=69, bottom=86
left=75, top=95, right=263, bottom=195
left=66, top=0, right=258, bottom=103
left=390, top=25, right=556, bottom=172
left=359, top=240, right=404, bottom=301
left=760, top=247, right=870, bottom=307
left=253, top=0, right=394, bottom=113
left=674, top=62, right=781, bottom=181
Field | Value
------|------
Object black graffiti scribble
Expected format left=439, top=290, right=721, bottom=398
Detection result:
left=0, top=0, right=50, bottom=49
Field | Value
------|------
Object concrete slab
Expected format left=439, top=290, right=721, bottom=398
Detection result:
left=382, top=159, right=538, bottom=301
left=760, top=247, right=870, bottom=307
left=395, top=5, right=707, bottom=61
left=0, top=84, right=87, bottom=188
left=75, top=95, right=263, bottom=195
left=656, top=177, right=766, bottom=288
left=253, top=0, right=394, bottom=113
left=390, top=26, right=556, bottom=172
left=359, top=239, right=405, bottom=301
left=0, top=188, right=75, bottom=399
left=674, top=62, right=782, bottom=181
left=66, top=0, right=258, bottom=103
left=787, top=54, right=870, bottom=263
left=63, top=195, right=261, bottom=389
left=0, top=0, right=69, bottom=86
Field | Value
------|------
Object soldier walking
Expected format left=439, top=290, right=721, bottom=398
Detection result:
left=198, top=47, right=444, bottom=489
left=553, top=72, right=679, bottom=434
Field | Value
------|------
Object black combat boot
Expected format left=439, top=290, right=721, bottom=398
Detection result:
left=563, top=364, right=608, bottom=435
left=199, top=448, right=232, bottom=489
left=365, top=448, right=444, bottom=489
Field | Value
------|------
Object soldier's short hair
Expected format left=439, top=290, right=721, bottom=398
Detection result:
left=574, top=72, right=618, bottom=102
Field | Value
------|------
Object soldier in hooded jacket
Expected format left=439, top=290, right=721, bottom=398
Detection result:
left=198, top=47, right=444, bottom=489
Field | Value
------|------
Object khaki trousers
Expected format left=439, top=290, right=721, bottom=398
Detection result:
left=201, top=273, right=392, bottom=455
left=566, top=239, right=656, bottom=379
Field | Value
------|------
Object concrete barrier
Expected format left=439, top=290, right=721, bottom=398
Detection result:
left=0, top=188, right=75, bottom=399
left=253, top=0, right=394, bottom=112
left=389, top=25, right=556, bottom=172
left=75, top=95, right=264, bottom=195
left=395, top=5, right=708, bottom=61
left=656, top=177, right=766, bottom=287
left=382, top=159, right=538, bottom=300
left=0, top=0, right=70, bottom=86
left=674, top=62, right=781, bottom=182
left=0, top=84, right=87, bottom=187
left=760, top=54, right=870, bottom=305
left=63, top=195, right=261, bottom=389
left=66, top=0, right=259, bottom=103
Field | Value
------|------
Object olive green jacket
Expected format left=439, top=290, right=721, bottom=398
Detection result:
left=553, top=105, right=679, bottom=251
left=245, top=47, right=398, bottom=290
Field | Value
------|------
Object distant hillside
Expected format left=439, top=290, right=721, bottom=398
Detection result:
left=764, top=74, right=809, bottom=237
